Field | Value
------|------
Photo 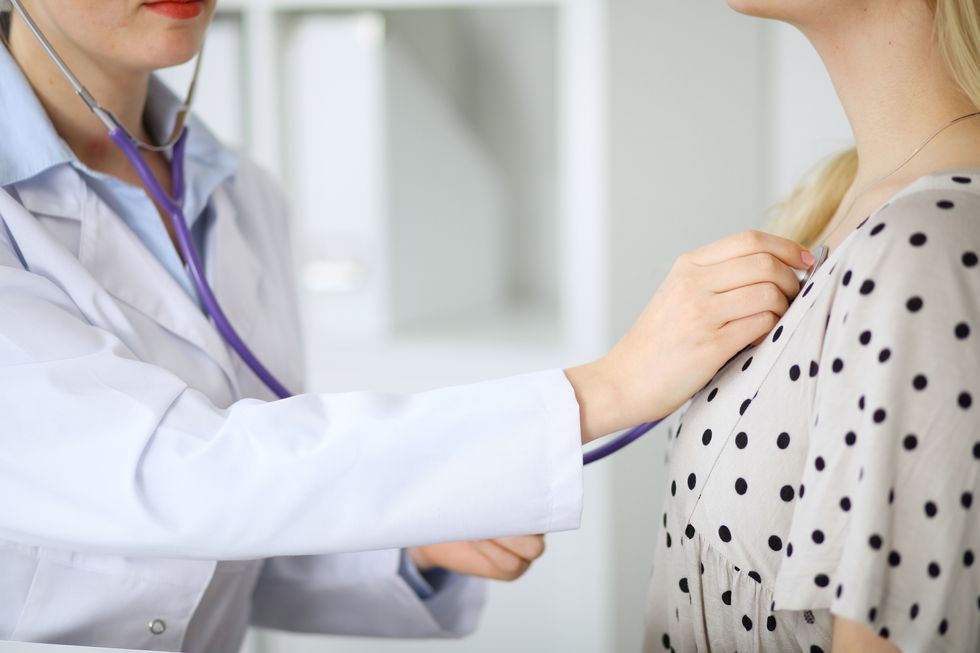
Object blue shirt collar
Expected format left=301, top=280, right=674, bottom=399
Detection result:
left=0, top=42, right=239, bottom=227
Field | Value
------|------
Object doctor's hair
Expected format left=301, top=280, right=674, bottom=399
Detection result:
left=771, top=0, right=980, bottom=247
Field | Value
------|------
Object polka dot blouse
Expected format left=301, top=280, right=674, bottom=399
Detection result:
left=643, top=170, right=980, bottom=653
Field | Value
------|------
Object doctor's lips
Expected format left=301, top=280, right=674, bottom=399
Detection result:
left=143, top=0, right=205, bottom=20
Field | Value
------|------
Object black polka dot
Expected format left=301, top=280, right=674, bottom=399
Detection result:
left=685, top=524, right=695, bottom=539
left=799, top=484, right=805, bottom=498
left=956, top=322, right=971, bottom=339
left=959, top=392, right=973, bottom=409
left=661, top=633, right=670, bottom=649
left=910, top=603, right=920, bottom=620
left=889, top=551, right=902, bottom=567
left=878, top=348, right=892, bottom=363
left=671, top=480, right=677, bottom=496
left=858, top=395, right=866, bottom=411
left=913, top=374, right=928, bottom=390
left=739, top=398, right=752, bottom=415
left=869, top=534, right=883, bottom=550
left=937, top=200, right=955, bottom=210
left=939, top=619, right=949, bottom=636
left=870, top=223, right=886, bottom=236
left=965, top=550, right=975, bottom=567
left=780, top=485, right=795, bottom=502
left=811, top=647, right=825, bottom=653
left=840, top=496, right=852, bottom=511
left=836, top=584, right=843, bottom=599
left=789, top=364, right=801, bottom=381
left=814, top=574, right=830, bottom=587
left=964, top=251, right=979, bottom=268
left=767, top=615, right=777, bottom=632
left=772, top=326, right=784, bottom=342
left=702, top=429, right=713, bottom=446
left=742, top=615, right=753, bottom=631
left=903, top=434, right=918, bottom=450
left=815, top=456, right=825, bottom=471
left=719, top=525, right=732, bottom=542
left=809, top=361, right=819, bottom=377
left=974, top=442, right=980, bottom=459
left=768, top=535, right=783, bottom=551
left=742, top=357, right=753, bottom=371
left=928, top=562, right=942, bottom=578
left=735, top=478, right=748, bottom=495
left=748, top=570, right=762, bottom=584
left=722, top=590, right=732, bottom=605
left=679, top=577, right=689, bottom=593
left=906, top=296, right=923, bottom=312
left=775, top=432, right=790, bottom=449
left=859, top=330, right=872, bottom=346
left=687, top=473, right=696, bottom=490
left=925, top=501, right=938, bottom=518
left=802, top=282, right=814, bottom=298
left=953, top=176, right=972, bottom=184
left=963, top=492, right=973, bottom=509
left=787, top=542, right=794, bottom=557
left=832, top=358, right=844, bottom=373
left=845, top=431, right=857, bottom=446
left=869, top=607, right=878, bottom=621
left=666, top=532, right=671, bottom=547
left=879, top=627, right=890, bottom=639
left=812, top=530, right=825, bottom=544
left=842, top=270, right=853, bottom=286
left=873, top=408, right=887, bottom=423
left=909, top=232, right=927, bottom=246
left=736, top=432, right=748, bottom=449
left=707, top=387, right=718, bottom=402
left=860, top=279, right=875, bottom=295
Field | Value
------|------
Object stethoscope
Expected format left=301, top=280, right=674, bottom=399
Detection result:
left=10, top=0, right=661, bottom=464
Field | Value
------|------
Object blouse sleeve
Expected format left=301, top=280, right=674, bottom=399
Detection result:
left=772, top=185, right=980, bottom=651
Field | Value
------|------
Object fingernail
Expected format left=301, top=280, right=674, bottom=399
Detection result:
left=801, top=251, right=816, bottom=267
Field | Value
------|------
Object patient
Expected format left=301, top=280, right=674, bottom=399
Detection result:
left=643, top=2, right=980, bottom=652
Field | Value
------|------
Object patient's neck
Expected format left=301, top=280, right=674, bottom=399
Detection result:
left=799, top=4, right=980, bottom=246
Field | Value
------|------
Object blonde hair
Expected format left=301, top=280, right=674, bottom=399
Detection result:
left=772, top=0, right=980, bottom=246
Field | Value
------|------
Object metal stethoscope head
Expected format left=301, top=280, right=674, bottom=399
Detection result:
left=8, top=0, right=202, bottom=152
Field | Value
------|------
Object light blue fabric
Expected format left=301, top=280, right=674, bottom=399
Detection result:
left=0, top=41, right=449, bottom=599
left=0, top=42, right=237, bottom=305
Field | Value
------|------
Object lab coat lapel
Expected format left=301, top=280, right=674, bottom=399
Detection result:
left=205, top=185, right=263, bottom=364
left=74, top=185, right=244, bottom=395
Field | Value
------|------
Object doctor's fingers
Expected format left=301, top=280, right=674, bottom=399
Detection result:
left=703, top=252, right=802, bottom=299
left=474, top=539, right=533, bottom=580
left=716, top=310, right=782, bottom=353
left=685, top=230, right=813, bottom=269
left=491, top=535, right=546, bottom=562
left=713, top=282, right=789, bottom=326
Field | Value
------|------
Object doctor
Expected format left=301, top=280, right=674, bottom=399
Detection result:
left=0, top=1, right=815, bottom=651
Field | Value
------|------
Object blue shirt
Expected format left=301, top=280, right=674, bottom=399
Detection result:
left=0, top=41, right=444, bottom=600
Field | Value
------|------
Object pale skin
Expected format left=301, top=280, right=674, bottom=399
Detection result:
left=728, top=0, right=980, bottom=650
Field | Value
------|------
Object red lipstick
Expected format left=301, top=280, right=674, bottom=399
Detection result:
left=144, top=0, right=204, bottom=20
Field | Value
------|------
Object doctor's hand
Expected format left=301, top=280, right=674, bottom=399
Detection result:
left=408, top=535, right=545, bottom=581
left=566, top=230, right=813, bottom=443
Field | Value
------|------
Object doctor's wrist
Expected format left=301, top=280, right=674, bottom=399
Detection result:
left=564, top=359, right=629, bottom=445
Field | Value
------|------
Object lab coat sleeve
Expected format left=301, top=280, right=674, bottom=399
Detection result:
left=0, top=247, right=584, bottom=560
left=251, top=550, right=486, bottom=637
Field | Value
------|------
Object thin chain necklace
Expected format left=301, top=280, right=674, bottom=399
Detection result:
left=813, top=110, right=980, bottom=260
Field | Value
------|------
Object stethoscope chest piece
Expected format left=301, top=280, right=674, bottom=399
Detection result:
left=798, top=244, right=829, bottom=289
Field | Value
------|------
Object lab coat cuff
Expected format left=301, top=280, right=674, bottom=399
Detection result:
left=540, top=369, right=585, bottom=533
left=398, top=548, right=453, bottom=599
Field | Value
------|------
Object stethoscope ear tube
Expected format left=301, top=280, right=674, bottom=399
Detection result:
left=583, top=418, right=663, bottom=464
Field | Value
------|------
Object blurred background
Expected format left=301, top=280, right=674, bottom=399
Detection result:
left=159, top=1, right=851, bottom=651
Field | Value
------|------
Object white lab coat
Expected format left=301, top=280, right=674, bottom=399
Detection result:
left=0, top=156, right=584, bottom=651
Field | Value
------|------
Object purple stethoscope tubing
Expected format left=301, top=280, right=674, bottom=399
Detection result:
left=112, top=126, right=660, bottom=464
left=108, top=127, right=291, bottom=400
